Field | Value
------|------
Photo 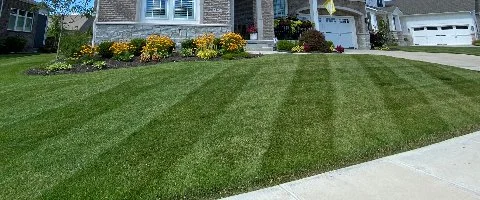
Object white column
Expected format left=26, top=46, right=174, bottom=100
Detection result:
left=256, top=0, right=264, bottom=39
left=309, top=0, right=320, bottom=31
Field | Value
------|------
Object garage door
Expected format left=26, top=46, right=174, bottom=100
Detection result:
left=318, top=16, right=356, bottom=48
left=412, top=25, right=473, bottom=45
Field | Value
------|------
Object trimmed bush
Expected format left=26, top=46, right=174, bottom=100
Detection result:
left=129, top=38, right=146, bottom=56
left=0, top=38, right=6, bottom=54
left=277, top=40, right=297, bottom=51
left=98, top=41, right=114, bottom=58
left=181, top=39, right=196, bottom=50
left=299, top=30, right=329, bottom=52
left=60, top=32, right=92, bottom=58
left=4, top=36, right=27, bottom=53
left=473, top=40, right=480, bottom=46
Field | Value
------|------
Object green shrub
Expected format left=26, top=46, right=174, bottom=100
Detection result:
left=98, top=41, right=114, bottom=58
left=45, top=61, right=73, bottom=71
left=4, top=36, right=27, bottom=52
left=181, top=48, right=194, bottom=57
left=181, top=39, right=196, bottom=50
left=299, top=30, right=329, bottom=52
left=277, top=40, right=297, bottom=51
left=60, top=32, right=92, bottom=58
left=129, top=38, right=146, bottom=56
left=0, top=38, right=6, bottom=54
left=39, top=37, right=58, bottom=53
left=214, top=38, right=222, bottom=49
left=473, top=40, right=480, bottom=46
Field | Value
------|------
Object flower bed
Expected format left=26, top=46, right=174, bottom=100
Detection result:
left=28, top=32, right=259, bottom=75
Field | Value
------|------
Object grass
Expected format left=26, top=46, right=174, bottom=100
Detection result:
left=390, top=46, right=480, bottom=56
left=2, top=53, right=480, bottom=199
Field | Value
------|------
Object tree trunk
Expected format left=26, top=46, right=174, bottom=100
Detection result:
left=56, top=15, right=64, bottom=60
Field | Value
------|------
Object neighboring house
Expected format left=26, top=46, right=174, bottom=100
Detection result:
left=49, top=15, right=94, bottom=32
left=0, top=0, right=48, bottom=50
left=388, top=0, right=479, bottom=46
left=95, top=0, right=400, bottom=49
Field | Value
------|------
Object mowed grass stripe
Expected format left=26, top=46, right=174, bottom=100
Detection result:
left=0, top=74, right=142, bottom=128
left=0, top=68, right=184, bottom=168
left=260, top=54, right=336, bottom=182
left=331, top=55, right=403, bottom=161
left=359, top=56, right=450, bottom=148
left=38, top=61, right=262, bottom=199
left=0, top=62, right=230, bottom=199
left=154, top=55, right=298, bottom=199
left=390, top=58, right=480, bottom=130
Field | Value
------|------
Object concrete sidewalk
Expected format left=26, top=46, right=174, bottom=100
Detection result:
left=346, top=50, right=480, bottom=72
left=223, top=132, right=480, bottom=200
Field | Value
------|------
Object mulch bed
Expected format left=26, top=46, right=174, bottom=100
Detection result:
left=27, top=53, right=262, bottom=76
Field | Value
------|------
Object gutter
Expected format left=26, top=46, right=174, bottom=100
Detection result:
left=92, top=0, right=100, bottom=46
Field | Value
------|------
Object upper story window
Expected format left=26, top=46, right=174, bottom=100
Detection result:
left=274, top=0, right=287, bottom=18
left=144, top=0, right=195, bottom=21
left=8, top=9, right=34, bottom=32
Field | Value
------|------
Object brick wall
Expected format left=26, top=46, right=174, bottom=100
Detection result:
left=203, top=0, right=231, bottom=24
left=0, top=0, right=38, bottom=50
left=98, top=0, right=137, bottom=22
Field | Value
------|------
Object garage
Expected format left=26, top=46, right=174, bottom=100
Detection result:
left=298, top=15, right=357, bottom=49
left=317, top=16, right=357, bottom=49
left=412, top=25, right=473, bottom=45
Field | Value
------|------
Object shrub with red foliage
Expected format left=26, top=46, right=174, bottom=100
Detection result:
left=335, top=45, right=345, bottom=53
left=299, top=30, right=329, bottom=52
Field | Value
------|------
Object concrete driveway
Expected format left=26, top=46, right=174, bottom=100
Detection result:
left=346, top=50, right=480, bottom=71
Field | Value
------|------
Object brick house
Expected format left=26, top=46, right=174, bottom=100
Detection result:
left=0, top=0, right=48, bottom=50
left=94, top=0, right=399, bottom=49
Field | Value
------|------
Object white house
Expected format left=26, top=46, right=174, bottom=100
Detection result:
left=391, top=0, right=478, bottom=46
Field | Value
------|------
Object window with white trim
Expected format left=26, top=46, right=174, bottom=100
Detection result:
left=8, top=8, right=34, bottom=32
left=145, top=0, right=195, bottom=20
left=274, top=0, right=287, bottom=18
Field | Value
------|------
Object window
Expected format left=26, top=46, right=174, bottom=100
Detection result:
left=426, top=27, right=438, bottom=30
left=456, top=26, right=469, bottom=29
left=339, top=19, right=349, bottom=24
left=326, top=18, right=336, bottom=23
left=145, top=0, right=195, bottom=20
left=413, top=27, right=424, bottom=31
left=441, top=26, right=453, bottom=30
left=7, top=8, right=34, bottom=32
left=274, top=0, right=287, bottom=18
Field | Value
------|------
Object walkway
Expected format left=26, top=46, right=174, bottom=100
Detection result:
left=346, top=50, right=480, bottom=71
left=224, top=131, right=480, bottom=200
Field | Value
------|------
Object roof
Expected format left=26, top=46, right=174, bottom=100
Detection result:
left=392, top=0, right=475, bottom=15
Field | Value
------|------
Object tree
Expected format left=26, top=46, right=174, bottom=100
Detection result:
left=37, top=0, right=94, bottom=59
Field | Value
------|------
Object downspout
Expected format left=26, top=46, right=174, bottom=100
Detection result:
left=92, top=0, right=100, bottom=46
left=0, top=0, right=4, bottom=18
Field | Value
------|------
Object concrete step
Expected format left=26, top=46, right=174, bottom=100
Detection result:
left=245, top=40, right=275, bottom=51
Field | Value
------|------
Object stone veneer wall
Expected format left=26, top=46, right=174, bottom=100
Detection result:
left=95, top=24, right=232, bottom=43
left=96, top=0, right=233, bottom=43
left=260, top=0, right=275, bottom=40
left=289, top=0, right=370, bottom=49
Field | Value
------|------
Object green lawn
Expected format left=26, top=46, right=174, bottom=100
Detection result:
left=391, top=46, right=480, bottom=56
left=2, top=53, right=480, bottom=199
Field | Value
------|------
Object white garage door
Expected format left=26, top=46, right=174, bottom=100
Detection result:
left=318, top=16, right=356, bottom=48
left=412, top=25, right=473, bottom=45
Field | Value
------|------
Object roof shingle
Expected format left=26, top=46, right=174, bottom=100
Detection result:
left=392, top=0, right=475, bottom=15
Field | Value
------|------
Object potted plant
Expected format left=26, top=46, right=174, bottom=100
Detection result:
left=247, top=24, right=258, bottom=40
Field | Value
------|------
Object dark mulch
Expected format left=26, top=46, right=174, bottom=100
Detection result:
left=27, top=53, right=261, bottom=75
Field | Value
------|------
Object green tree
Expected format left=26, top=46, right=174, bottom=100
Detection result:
left=37, top=0, right=94, bottom=59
